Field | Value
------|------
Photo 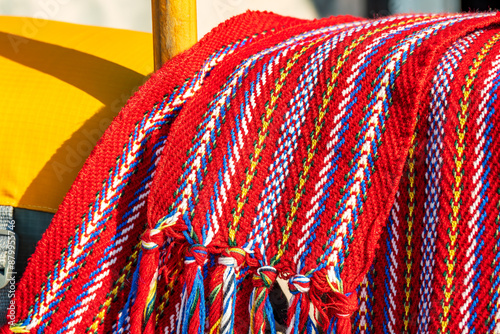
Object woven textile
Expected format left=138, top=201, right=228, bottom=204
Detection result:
left=4, top=11, right=500, bottom=334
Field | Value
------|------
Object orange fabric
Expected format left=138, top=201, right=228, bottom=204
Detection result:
left=0, top=16, right=153, bottom=212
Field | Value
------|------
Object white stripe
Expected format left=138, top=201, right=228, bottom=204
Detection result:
left=459, top=51, right=500, bottom=332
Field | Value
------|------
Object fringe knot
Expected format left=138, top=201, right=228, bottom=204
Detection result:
left=218, top=247, right=246, bottom=267
left=253, top=266, right=277, bottom=288
left=329, top=290, right=358, bottom=319
left=288, top=275, right=311, bottom=295
left=141, top=228, right=165, bottom=250
left=185, top=244, right=208, bottom=266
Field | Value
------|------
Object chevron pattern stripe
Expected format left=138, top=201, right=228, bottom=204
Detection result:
left=5, top=11, right=500, bottom=334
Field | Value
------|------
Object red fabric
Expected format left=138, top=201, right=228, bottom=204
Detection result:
left=0, top=325, right=11, bottom=334
left=130, top=230, right=164, bottom=334
left=351, top=20, right=500, bottom=333
left=7, top=10, right=500, bottom=334
left=10, top=11, right=318, bottom=333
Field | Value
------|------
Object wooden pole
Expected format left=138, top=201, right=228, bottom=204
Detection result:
left=152, top=0, right=197, bottom=71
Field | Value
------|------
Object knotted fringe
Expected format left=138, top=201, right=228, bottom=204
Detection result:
left=130, top=228, right=164, bottom=334
left=208, top=266, right=224, bottom=334
left=323, top=291, right=358, bottom=334
left=281, top=271, right=356, bottom=334
left=249, top=266, right=278, bottom=334
left=208, top=248, right=246, bottom=334
left=177, top=244, right=208, bottom=334
left=286, top=275, right=317, bottom=334
left=129, top=213, right=182, bottom=333
left=123, top=238, right=359, bottom=334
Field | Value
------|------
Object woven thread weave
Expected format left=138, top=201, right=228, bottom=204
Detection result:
left=4, top=11, right=500, bottom=334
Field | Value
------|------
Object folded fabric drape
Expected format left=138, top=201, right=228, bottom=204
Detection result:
left=4, top=11, right=500, bottom=334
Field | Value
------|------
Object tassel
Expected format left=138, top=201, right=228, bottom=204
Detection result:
left=208, top=265, right=223, bottom=334
left=309, top=270, right=358, bottom=334
left=6, top=325, right=28, bottom=333
left=177, top=244, right=208, bottom=334
left=233, top=266, right=254, bottom=334
left=208, top=248, right=246, bottom=334
left=129, top=211, right=183, bottom=334
left=327, top=268, right=357, bottom=334
left=324, top=291, right=358, bottom=334
left=249, top=266, right=278, bottom=334
left=286, top=275, right=315, bottom=334
left=130, top=228, right=165, bottom=334
left=265, top=295, right=276, bottom=334
left=305, top=318, right=318, bottom=334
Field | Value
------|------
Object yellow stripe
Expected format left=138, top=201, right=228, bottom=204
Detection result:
left=144, top=275, right=158, bottom=320
left=274, top=17, right=427, bottom=265
left=228, top=35, right=328, bottom=245
left=86, top=247, right=140, bottom=333
left=403, top=124, right=418, bottom=332
left=209, top=319, right=221, bottom=334
left=441, top=32, right=500, bottom=333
